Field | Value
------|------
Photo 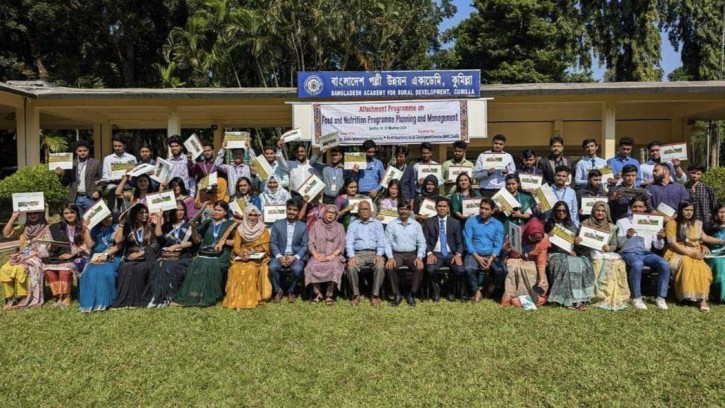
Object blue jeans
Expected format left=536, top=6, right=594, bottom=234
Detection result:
left=74, top=195, right=95, bottom=216
left=621, top=251, right=670, bottom=298
left=268, top=257, right=305, bottom=294
left=464, top=254, right=505, bottom=293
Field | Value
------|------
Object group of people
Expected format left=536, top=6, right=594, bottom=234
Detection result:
left=1, top=133, right=724, bottom=313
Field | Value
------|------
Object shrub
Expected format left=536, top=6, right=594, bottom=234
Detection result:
left=702, top=166, right=725, bottom=204
left=0, top=165, right=68, bottom=202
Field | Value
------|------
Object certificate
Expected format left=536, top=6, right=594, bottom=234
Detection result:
left=380, top=165, right=403, bottom=187
left=263, top=205, right=287, bottom=223
left=462, top=198, right=480, bottom=217
left=127, top=163, right=156, bottom=178
left=378, top=208, right=399, bottom=224
left=578, top=226, right=611, bottom=251
left=223, top=131, right=249, bottom=149
left=281, top=128, right=302, bottom=143
left=110, top=161, right=135, bottom=180
left=417, top=164, right=442, bottom=181
left=508, top=223, right=522, bottom=254
left=417, top=198, right=438, bottom=217
left=228, top=198, right=246, bottom=217
left=632, top=214, right=664, bottom=234
left=319, top=131, right=340, bottom=149
left=480, top=153, right=508, bottom=170
left=48, top=153, right=73, bottom=170
left=660, top=142, right=688, bottom=161
left=151, top=158, right=172, bottom=185
left=532, top=184, right=557, bottom=212
left=550, top=224, right=575, bottom=252
left=491, top=188, right=520, bottom=216
left=298, top=174, right=326, bottom=201
left=147, top=191, right=177, bottom=213
left=656, top=202, right=676, bottom=218
left=199, top=172, right=218, bottom=190
left=446, top=166, right=472, bottom=183
left=251, top=155, right=274, bottom=181
left=235, top=253, right=265, bottom=261
left=83, top=200, right=111, bottom=229
left=184, top=134, right=204, bottom=159
left=519, top=174, right=543, bottom=191
left=348, top=197, right=374, bottom=214
left=580, top=196, right=607, bottom=215
left=344, top=152, right=366, bottom=170
left=12, top=192, right=45, bottom=213
left=599, top=166, right=614, bottom=180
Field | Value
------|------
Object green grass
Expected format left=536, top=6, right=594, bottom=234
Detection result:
left=0, top=298, right=723, bottom=407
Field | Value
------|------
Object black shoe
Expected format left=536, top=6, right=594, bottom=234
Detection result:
left=406, top=292, right=416, bottom=306
left=431, top=282, right=441, bottom=301
left=446, top=293, right=456, bottom=302
left=391, top=293, right=402, bottom=307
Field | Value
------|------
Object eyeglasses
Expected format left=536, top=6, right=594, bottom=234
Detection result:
left=247, top=214, right=260, bottom=217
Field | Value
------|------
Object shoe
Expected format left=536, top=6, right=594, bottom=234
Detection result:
left=632, top=298, right=647, bottom=310
left=288, top=294, right=296, bottom=303
left=371, top=296, right=381, bottom=307
left=700, top=301, right=711, bottom=313
left=406, top=293, right=416, bottom=306
left=272, top=291, right=284, bottom=304
left=391, top=293, right=402, bottom=307
left=472, top=290, right=482, bottom=303
left=431, top=282, right=441, bottom=301
left=655, top=297, right=668, bottom=310
left=350, top=295, right=360, bottom=306
left=446, top=293, right=456, bottom=302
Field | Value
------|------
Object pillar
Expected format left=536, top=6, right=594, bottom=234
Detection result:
left=213, top=125, right=224, bottom=149
left=101, top=121, right=112, bottom=157
left=438, top=143, right=447, bottom=163
left=601, top=102, right=616, bottom=159
left=17, top=100, right=41, bottom=166
left=15, top=106, right=26, bottom=167
left=167, top=107, right=181, bottom=137
left=92, top=123, right=102, bottom=159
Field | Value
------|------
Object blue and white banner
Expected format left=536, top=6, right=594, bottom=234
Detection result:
left=298, top=70, right=480, bottom=99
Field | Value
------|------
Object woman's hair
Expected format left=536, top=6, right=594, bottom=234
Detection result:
left=547, top=200, right=573, bottom=227
left=712, top=202, right=725, bottom=227
left=675, top=201, right=696, bottom=242
left=129, top=204, right=152, bottom=245
left=166, top=199, right=188, bottom=225
left=213, top=200, right=230, bottom=213
left=133, top=174, right=157, bottom=199
left=236, top=176, right=253, bottom=191
left=168, top=177, right=188, bottom=196
left=504, top=174, right=521, bottom=191
left=675, top=201, right=695, bottom=224
left=338, top=178, right=358, bottom=196
left=385, top=179, right=401, bottom=198
left=628, top=194, right=648, bottom=208
left=455, top=172, right=473, bottom=193
left=61, top=204, right=85, bottom=245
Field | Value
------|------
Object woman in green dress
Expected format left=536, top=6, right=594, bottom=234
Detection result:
left=706, top=203, right=725, bottom=303
left=495, top=174, right=538, bottom=231
left=174, top=200, right=236, bottom=307
left=449, top=172, right=481, bottom=223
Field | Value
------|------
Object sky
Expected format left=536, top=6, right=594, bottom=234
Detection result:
left=440, top=0, right=681, bottom=81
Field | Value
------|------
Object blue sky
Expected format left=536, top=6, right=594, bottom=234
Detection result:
left=441, top=0, right=681, bottom=81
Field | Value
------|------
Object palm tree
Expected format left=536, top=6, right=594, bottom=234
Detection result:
left=40, top=131, right=69, bottom=164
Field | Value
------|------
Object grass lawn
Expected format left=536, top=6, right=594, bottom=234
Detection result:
left=0, top=295, right=723, bottom=407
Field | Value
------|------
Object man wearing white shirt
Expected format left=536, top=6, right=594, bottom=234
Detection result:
left=276, top=140, right=321, bottom=194
left=215, top=143, right=252, bottom=196
left=474, top=134, right=516, bottom=199
left=414, top=142, right=442, bottom=193
left=574, top=138, right=607, bottom=189
left=101, top=135, right=137, bottom=212
left=166, top=135, right=195, bottom=197
left=640, top=141, right=686, bottom=186
left=548, top=165, right=579, bottom=226
left=423, top=197, right=464, bottom=302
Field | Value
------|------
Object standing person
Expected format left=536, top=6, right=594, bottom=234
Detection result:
left=111, top=204, right=158, bottom=308
left=166, top=135, right=195, bottom=197
left=310, top=146, right=351, bottom=205
left=276, top=141, right=321, bottom=194
left=355, top=139, right=386, bottom=199
left=174, top=201, right=236, bottom=307
left=537, top=136, right=574, bottom=186
left=705, top=203, right=725, bottom=303
left=640, top=141, right=686, bottom=186
left=423, top=197, right=464, bottom=302
left=252, top=145, right=289, bottom=192
left=168, top=177, right=197, bottom=220
left=215, top=143, right=252, bottom=197
left=79, top=214, right=120, bottom=312
left=57, top=140, right=102, bottom=215
left=137, top=144, right=156, bottom=166
left=449, top=173, right=481, bottom=223
left=549, top=165, right=579, bottom=226
left=391, top=145, right=417, bottom=208
left=414, top=142, right=442, bottom=192
left=335, top=179, right=368, bottom=230
left=645, top=163, right=689, bottom=213
left=518, top=149, right=539, bottom=176
left=501, top=217, right=550, bottom=307
left=189, top=140, right=219, bottom=185
left=148, top=201, right=194, bottom=308
left=576, top=169, right=606, bottom=222
left=664, top=201, right=722, bottom=312
left=574, top=138, right=607, bottom=189
left=685, top=164, right=716, bottom=227
left=463, top=197, right=505, bottom=302
left=268, top=199, right=308, bottom=303
left=442, top=141, right=474, bottom=195
left=43, top=204, right=88, bottom=307
left=617, top=194, right=670, bottom=310
left=607, top=164, right=640, bottom=221
left=345, top=200, right=386, bottom=307
left=304, top=205, right=346, bottom=305
left=223, top=205, right=272, bottom=309
left=606, top=136, right=641, bottom=187
left=474, top=134, right=516, bottom=198
left=0, top=211, right=49, bottom=309
left=260, top=175, right=290, bottom=209
left=384, top=202, right=426, bottom=306
left=101, top=135, right=137, bottom=212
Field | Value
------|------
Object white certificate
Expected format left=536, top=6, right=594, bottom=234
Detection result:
left=480, top=153, right=508, bottom=170
left=127, top=163, right=156, bottom=178
left=348, top=197, right=374, bottom=214
left=146, top=191, right=177, bottom=213
left=319, top=131, right=340, bottom=149
left=252, top=155, right=274, bottom=181
left=198, top=172, right=218, bottom=190
left=578, top=226, right=611, bottom=251
left=417, top=198, right=438, bottom=217
left=660, top=142, right=688, bottom=161
left=417, top=164, right=442, bottom=181
left=461, top=198, right=480, bottom=218
left=550, top=224, right=575, bottom=252
left=344, top=152, right=366, bottom=170
left=446, top=166, right=473, bottom=183
left=519, top=174, right=543, bottom=191
left=491, top=188, right=520, bottom=216
left=298, top=174, right=326, bottom=201
left=380, top=165, right=403, bottom=187
left=580, top=197, right=607, bottom=215
left=508, top=223, right=522, bottom=254
left=48, top=153, right=74, bottom=170
left=223, top=131, right=249, bottom=149
left=656, top=202, right=676, bottom=218
left=184, top=134, right=204, bottom=159
left=83, top=200, right=111, bottom=229
left=599, top=166, right=614, bottom=180
left=263, top=205, right=287, bottom=223
left=632, top=214, right=664, bottom=234
left=151, top=158, right=172, bottom=185
left=281, top=128, right=302, bottom=143
left=532, top=184, right=558, bottom=212
left=110, top=161, right=136, bottom=180
left=12, top=192, right=45, bottom=213
left=228, top=199, right=246, bottom=217
left=378, top=208, right=399, bottom=224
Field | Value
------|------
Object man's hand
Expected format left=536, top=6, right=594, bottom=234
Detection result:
left=277, top=139, right=285, bottom=149
left=426, top=254, right=436, bottom=265
left=385, top=258, right=396, bottom=271
left=374, top=255, right=385, bottom=266
left=453, top=254, right=463, bottom=266
left=414, top=257, right=424, bottom=270
left=348, top=256, right=359, bottom=267
left=352, top=164, right=359, bottom=174
left=487, top=168, right=495, bottom=175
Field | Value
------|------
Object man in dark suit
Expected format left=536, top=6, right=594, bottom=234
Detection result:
left=422, top=197, right=464, bottom=301
left=56, top=140, right=103, bottom=215
left=537, top=135, right=574, bottom=186
left=269, top=199, right=308, bottom=303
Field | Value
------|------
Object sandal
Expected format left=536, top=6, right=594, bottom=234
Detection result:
left=576, top=303, right=587, bottom=311
left=700, top=302, right=711, bottom=313
left=312, top=295, right=323, bottom=304
left=325, top=297, right=334, bottom=306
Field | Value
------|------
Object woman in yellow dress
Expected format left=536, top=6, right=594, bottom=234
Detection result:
left=664, top=201, right=723, bottom=312
left=0, top=211, right=49, bottom=308
left=222, top=204, right=272, bottom=309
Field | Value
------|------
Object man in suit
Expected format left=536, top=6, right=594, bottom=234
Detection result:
left=537, top=135, right=574, bottom=186
left=423, top=197, right=464, bottom=302
left=56, top=140, right=103, bottom=215
left=269, top=198, right=308, bottom=303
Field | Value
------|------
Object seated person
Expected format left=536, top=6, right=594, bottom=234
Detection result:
left=463, top=197, right=505, bottom=302
left=269, top=199, right=308, bottom=303
left=345, top=200, right=386, bottom=307
left=304, top=205, right=346, bottom=305
left=501, top=218, right=549, bottom=307
left=422, top=197, right=464, bottom=302
left=384, top=202, right=426, bottom=306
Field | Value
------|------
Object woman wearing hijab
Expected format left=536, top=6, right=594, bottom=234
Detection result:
left=0, top=211, right=49, bottom=309
left=43, top=204, right=88, bottom=307
left=260, top=175, right=290, bottom=207
left=414, top=174, right=441, bottom=222
left=79, top=213, right=120, bottom=312
left=501, top=217, right=550, bottom=307
left=579, top=201, right=630, bottom=311
left=304, top=205, right=346, bottom=305
left=222, top=205, right=272, bottom=309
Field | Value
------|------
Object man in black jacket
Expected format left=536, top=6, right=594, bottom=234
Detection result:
left=56, top=140, right=103, bottom=215
left=537, top=135, right=574, bottom=186
left=422, top=197, right=464, bottom=301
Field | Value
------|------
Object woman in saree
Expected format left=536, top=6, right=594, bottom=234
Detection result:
left=304, top=205, right=346, bottom=305
left=706, top=203, right=725, bottom=303
left=43, top=204, right=88, bottom=307
left=545, top=201, right=595, bottom=310
left=0, top=211, right=49, bottom=309
left=501, top=217, right=550, bottom=307
left=175, top=200, right=236, bottom=307
left=222, top=205, right=272, bottom=309
left=449, top=172, right=481, bottom=223
left=579, top=201, right=630, bottom=311
left=194, top=175, right=230, bottom=222
left=664, top=201, right=723, bottom=312
left=495, top=174, right=537, bottom=231
left=79, top=213, right=120, bottom=312
left=168, top=176, right=197, bottom=220
left=147, top=200, right=194, bottom=307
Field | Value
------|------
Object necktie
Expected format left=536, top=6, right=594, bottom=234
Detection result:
left=439, top=218, right=448, bottom=257
left=591, top=159, right=595, bottom=168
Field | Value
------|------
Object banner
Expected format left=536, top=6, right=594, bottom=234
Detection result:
left=313, top=100, right=469, bottom=146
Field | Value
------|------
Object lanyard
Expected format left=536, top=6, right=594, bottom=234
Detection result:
left=77, top=160, right=87, bottom=178
left=553, top=187, right=566, bottom=202
left=135, top=228, right=144, bottom=245
left=201, top=161, right=215, bottom=176
left=66, top=225, right=76, bottom=242
left=212, top=221, right=223, bottom=240
left=100, top=226, right=114, bottom=248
